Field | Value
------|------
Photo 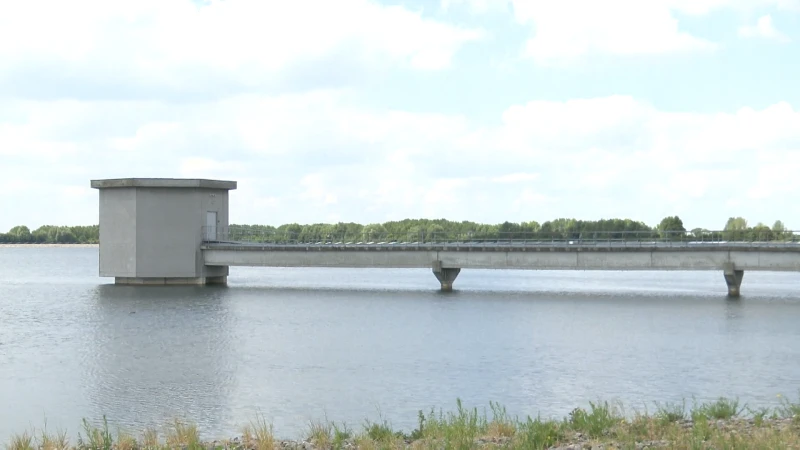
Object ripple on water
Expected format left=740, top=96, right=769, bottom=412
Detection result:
left=2, top=248, right=800, bottom=441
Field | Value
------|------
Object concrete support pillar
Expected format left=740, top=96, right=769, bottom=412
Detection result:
left=432, top=260, right=460, bottom=292
left=723, top=263, right=744, bottom=297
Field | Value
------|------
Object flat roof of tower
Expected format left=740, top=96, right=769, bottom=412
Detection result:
left=90, top=178, right=237, bottom=190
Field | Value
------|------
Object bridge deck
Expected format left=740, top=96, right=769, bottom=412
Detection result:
left=200, top=238, right=800, bottom=295
left=201, top=240, right=800, bottom=272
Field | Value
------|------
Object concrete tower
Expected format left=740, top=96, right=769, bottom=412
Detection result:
left=91, top=178, right=237, bottom=285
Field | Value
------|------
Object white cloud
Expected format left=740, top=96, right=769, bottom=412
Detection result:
left=738, top=15, right=791, bottom=41
left=443, top=0, right=800, bottom=63
left=666, top=0, right=800, bottom=15
left=441, top=0, right=510, bottom=14
left=3, top=93, right=800, bottom=231
left=513, top=0, right=716, bottom=63
left=0, top=0, right=485, bottom=100
left=2, top=0, right=800, bottom=233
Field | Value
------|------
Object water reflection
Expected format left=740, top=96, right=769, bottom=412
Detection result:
left=4, top=249, right=800, bottom=441
left=82, top=285, right=237, bottom=432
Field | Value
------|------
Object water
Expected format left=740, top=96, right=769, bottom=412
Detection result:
left=2, top=246, right=800, bottom=441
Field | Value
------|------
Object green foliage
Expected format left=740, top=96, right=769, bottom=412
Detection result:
left=515, top=416, right=564, bottom=449
left=7, top=431, right=34, bottom=450
left=654, top=399, right=687, bottom=423
left=306, top=419, right=332, bottom=448
left=567, top=401, right=622, bottom=438
left=77, top=416, right=114, bottom=450
left=658, top=215, right=686, bottom=239
left=331, top=422, right=352, bottom=449
left=691, top=397, right=744, bottom=420
left=748, top=406, right=771, bottom=427
left=416, top=398, right=485, bottom=448
left=7, top=397, right=800, bottom=449
left=0, top=225, right=98, bottom=244
left=777, top=392, right=800, bottom=423
left=362, top=418, right=401, bottom=443
left=2, top=215, right=795, bottom=244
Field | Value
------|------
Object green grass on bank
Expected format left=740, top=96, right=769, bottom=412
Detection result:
left=5, top=395, right=800, bottom=450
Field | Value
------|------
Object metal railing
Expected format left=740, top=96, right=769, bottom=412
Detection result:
left=200, top=226, right=800, bottom=248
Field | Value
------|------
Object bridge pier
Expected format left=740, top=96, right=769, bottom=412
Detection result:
left=723, top=263, right=744, bottom=297
left=432, top=261, right=460, bottom=292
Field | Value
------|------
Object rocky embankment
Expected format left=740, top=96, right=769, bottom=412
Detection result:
left=185, top=417, right=799, bottom=450
left=6, top=399, right=799, bottom=450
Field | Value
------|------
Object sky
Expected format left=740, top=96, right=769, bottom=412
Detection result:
left=1, top=0, right=799, bottom=232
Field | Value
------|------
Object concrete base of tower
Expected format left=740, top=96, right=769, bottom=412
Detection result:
left=114, top=276, right=227, bottom=285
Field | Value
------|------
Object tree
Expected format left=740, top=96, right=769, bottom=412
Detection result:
left=7, top=225, right=31, bottom=242
left=723, top=217, right=749, bottom=241
left=772, top=220, right=793, bottom=241
left=724, top=217, right=748, bottom=231
left=362, top=223, right=387, bottom=242
left=657, top=216, right=686, bottom=239
left=749, top=222, right=772, bottom=242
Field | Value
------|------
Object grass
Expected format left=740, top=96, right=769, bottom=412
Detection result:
left=77, top=417, right=113, bottom=450
left=306, top=419, right=332, bottom=448
left=165, top=418, right=202, bottom=449
left=4, top=395, right=800, bottom=449
left=654, top=399, right=687, bottom=424
left=240, top=414, right=276, bottom=450
left=567, top=400, right=622, bottom=438
left=691, top=397, right=746, bottom=421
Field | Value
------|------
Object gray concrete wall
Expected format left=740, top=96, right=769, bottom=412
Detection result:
left=201, top=247, right=800, bottom=271
left=133, top=187, right=231, bottom=279
left=134, top=188, right=203, bottom=278
left=98, top=188, right=137, bottom=277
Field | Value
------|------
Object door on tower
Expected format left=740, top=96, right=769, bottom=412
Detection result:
left=205, top=211, right=218, bottom=241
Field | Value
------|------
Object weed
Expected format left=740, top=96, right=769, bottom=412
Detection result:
left=485, top=401, right=516, bottom=438
left=694, top=397, right=745, bottom=420
left=5, top=398, right=800, bottom=450
left=777, top=392, right=800, bottom=422
left=692, top=415, right=712, bottom=442
left=747, top=406, right=772, bottom=427
left=408, top=410, right=426, bottom=441
left=242, top=414, right=275, bottom=450
left=331, top=422, right=352, bottom=449
left=7, top=431, right=34, bottom=450
left=514, top=416, right=563, bottom=449
left=140, top=427, right=159, bottom=449
left=654, top=399, right=686, bottom=424
left=568, top=401, right=621, bottom=438
left=306, top=419, right=331, bottom=448
left=412, top=399, right=487, bottom=448
left=77, top=416, right=114, bottom=450
left=36, top=419, right=69, bottom=450
left=363, top=418, right=399, bottom=443
left=165, top=418, right=201, bottom=450
left=115, top=430, right=137, bottom=450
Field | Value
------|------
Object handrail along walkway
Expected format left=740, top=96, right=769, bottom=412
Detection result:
left=199, top=227, right=800, bottom=296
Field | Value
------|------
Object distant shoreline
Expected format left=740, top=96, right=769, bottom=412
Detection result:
left=0, top=243, right=98, bottom=248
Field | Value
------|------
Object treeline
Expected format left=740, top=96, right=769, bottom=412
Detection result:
left=223, top=216, right=795, bottom=242
left=0, top=216, right=794, bottom=244
left=0, top=225, right=99, bottom=244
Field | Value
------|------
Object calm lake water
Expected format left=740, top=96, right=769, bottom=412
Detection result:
left=1, top=246, right=800, bottom=440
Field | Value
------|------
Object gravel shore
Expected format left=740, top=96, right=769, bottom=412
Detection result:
left=129, top=416, right=799, bottom=449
